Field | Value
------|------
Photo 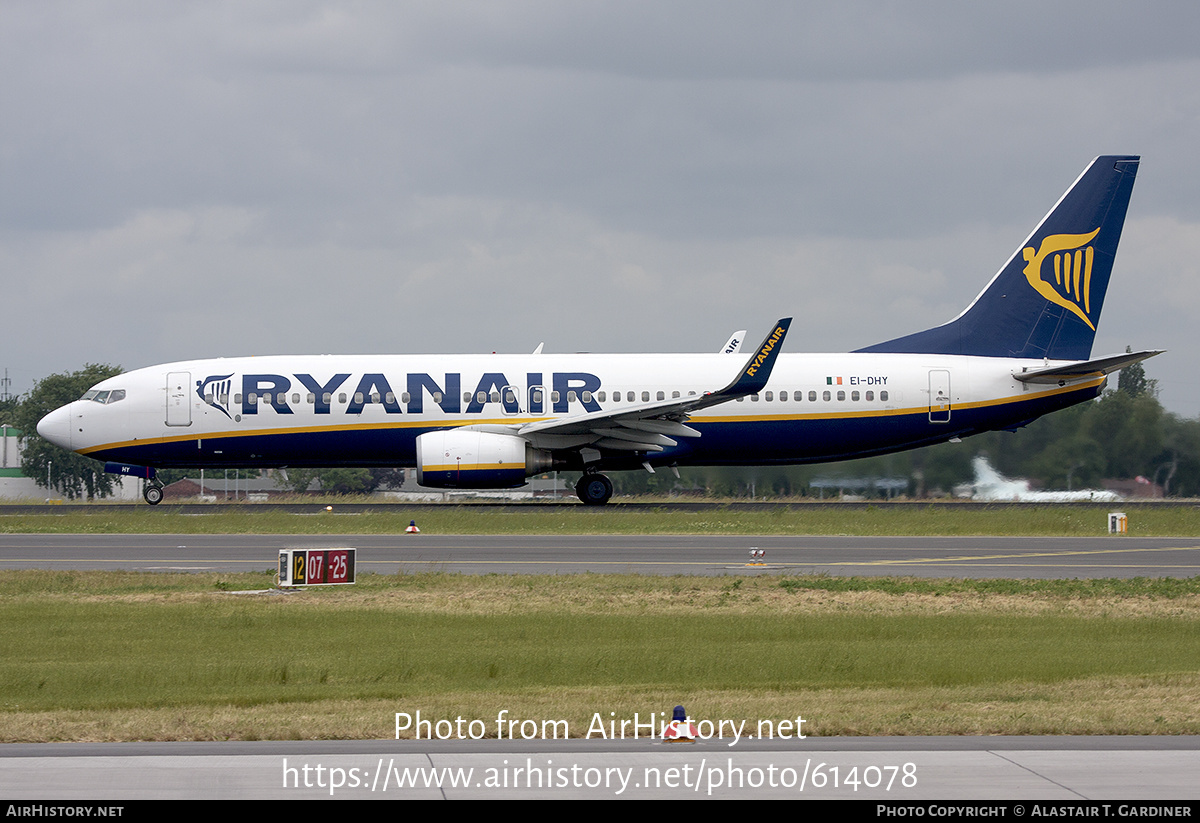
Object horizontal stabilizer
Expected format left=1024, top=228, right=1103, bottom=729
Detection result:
left=1013, top=350, right=1163, bottom=384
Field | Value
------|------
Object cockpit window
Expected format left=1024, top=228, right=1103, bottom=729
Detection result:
left=80, top=389, right=126, bottom=405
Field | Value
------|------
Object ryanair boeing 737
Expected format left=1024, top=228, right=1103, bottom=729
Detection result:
left=37, top=156, right=1159, bottom=505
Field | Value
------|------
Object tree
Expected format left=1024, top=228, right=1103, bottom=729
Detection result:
left=1117, top=346, right=1157, bottom=399
left=274, top=468, right=322, bottom=494
left=273, top=467, right=402, bottom=495
left=371, top=468, right=406, bottom=491
left=0, top=395, right=18, bottom=423
left=1157, top=415, right=1200, bottom=497
left=12, top=364, right=123, bottom=500
left=315, top=468, right=375, bottom=495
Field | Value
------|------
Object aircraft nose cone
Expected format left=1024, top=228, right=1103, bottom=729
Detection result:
left=37, top=404, right=73, bottom=450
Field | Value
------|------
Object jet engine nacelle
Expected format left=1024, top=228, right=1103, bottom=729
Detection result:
left=415, top=430, right=554, bottom=489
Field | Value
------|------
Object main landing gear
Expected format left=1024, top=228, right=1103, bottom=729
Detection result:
left=575, top=472, right=613, bottom=506
left=143, top=482, right=164, bottom=505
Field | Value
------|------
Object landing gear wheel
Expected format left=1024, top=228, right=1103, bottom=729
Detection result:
left=144, top=484, right=164, bottom=506
left=576, top=473, right=613, bottom=506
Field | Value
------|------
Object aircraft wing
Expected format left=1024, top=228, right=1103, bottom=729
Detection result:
left=514, top=319, right=791, bottom=453
left=1013, top=350, right=1163, bottom=384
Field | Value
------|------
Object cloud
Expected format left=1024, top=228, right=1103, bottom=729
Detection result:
left=2, top=2, right=1199, bottom=415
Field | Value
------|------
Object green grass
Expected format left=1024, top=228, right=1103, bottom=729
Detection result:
left=2, top=570, right=1199, bottom=740
left=2, top=502, right=1199, bottom=535
left=6, top=608, right=1195, bottom=709
left=3, top=503, right=1198, bottom=741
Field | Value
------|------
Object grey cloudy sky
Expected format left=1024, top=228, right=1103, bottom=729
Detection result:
left=4, top=1, right=1200, bottom=415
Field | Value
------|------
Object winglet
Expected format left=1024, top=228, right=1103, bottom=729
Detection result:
left=720, top=330, right=747, bottom=354
left=515, top=317, right=793, bottom=440
left=717, top=318, right=792, bottom=398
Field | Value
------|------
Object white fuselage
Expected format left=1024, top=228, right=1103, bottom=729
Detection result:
left=38, top=350, right=1104, bottom=472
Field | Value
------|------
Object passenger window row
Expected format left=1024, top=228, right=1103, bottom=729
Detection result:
left=736, top=389, right=889, bottom=402
left=201, top=387, right=888, bottom=408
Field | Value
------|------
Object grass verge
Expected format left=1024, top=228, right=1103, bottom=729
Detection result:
left=2, top=502, right=1200, bottom=535
left=2, top=570, right=1198, bottom=741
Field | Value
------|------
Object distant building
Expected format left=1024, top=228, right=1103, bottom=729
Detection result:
left=161, top=468, right=574, bottom=502
left=163, top=473, right=287, bottom=502
left=808, top=475, right=908, bottom=500
left=1101, top=476, right=1164, bottom=499
left=0, top=423, right=141, bottom=501
left=378, top=469, right=573, bottom=501
left=0, top=423, right=39, bottom=498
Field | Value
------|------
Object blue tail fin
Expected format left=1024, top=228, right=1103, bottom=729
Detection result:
left=857, top=156, right=1139, bottom=360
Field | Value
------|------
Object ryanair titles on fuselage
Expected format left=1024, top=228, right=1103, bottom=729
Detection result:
left=198, top=371, right=605, bottom=419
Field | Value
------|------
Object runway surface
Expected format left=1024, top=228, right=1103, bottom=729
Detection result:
left=4, top=737, right=1199, bottom=800
left=3, top=533, right=1200, bottom=577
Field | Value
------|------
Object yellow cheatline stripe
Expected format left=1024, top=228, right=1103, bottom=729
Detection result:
left=78, top=378, right=1103, bottom=455
left=954, top=377, right=1104, bottom=411
left=423, top=463, right=525, bottom=472
left=857, top=544, right=1198, bottom=566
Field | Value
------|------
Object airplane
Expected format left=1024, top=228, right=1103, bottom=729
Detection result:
left=37, top=155, right=1161, bottom=506
left=967, top=456, right=1122, bottom=503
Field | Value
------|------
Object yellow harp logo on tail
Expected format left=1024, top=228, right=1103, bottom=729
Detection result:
left=1021, top=228, right=1101, bottom=330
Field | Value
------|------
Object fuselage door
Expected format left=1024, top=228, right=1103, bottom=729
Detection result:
left=528, top=385, right=546, bottom=415
left=166, top=371, right=192, bottom=427
left=928, top=369, right=951, bottom=423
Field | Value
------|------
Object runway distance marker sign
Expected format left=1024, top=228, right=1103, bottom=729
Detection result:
left=279, top=548, right=356, bottom=586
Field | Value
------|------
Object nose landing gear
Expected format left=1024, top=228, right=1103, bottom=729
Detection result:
left=143, top=482, right=164, bottom=505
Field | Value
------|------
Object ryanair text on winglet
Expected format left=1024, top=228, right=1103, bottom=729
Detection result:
left=744, top=325, right=787, bottom=378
